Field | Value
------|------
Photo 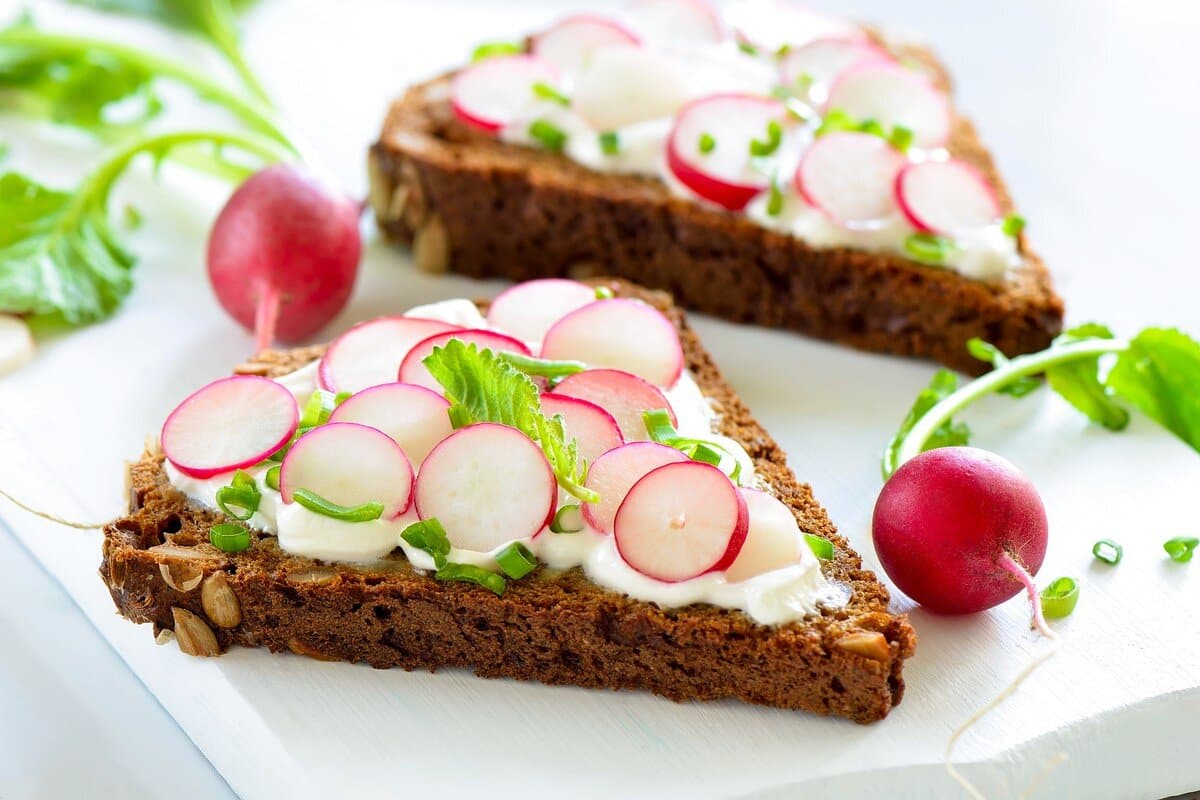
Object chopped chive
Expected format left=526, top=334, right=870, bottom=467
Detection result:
left=495, top=541, right=539, bottom=579
left=766, top=180, right=785, bottom=216
left=498, top=351, right=586, bottom=380
left=770, top=85, right=792, bottom=101
left=698, top=131, right=716, bottom=154
left=737, top=41, right=759, bottom=56
left=124, top=204, right=143, bottom=230
left=1164, top=536, right=1199, bottom=563
left=804, top=533, right=834, bottom=560
left=815, top=109, right=857, bottom=137
left=264, top=465, right=281, bottom=492
left=401, top=518, right=452, bottom=568
left=888, top=125, right=914, bottom=153
left=550, top=504, right=584, bottom=533
left=334, top=391, right=352, bottom=405
left=210, top=522, right=251, bottom=553
left=793, top=71, right=814, bottom=95
left=641, top=409, right=745, bottom=483
left=215, top=470, right=260, bottom=521
left=1092, top=539, right=1122, bottom=565
left=687, top=443, right=724, bottom=466
left=528, top=118, right=567, bottom=152
left=1039, top=576, right=1080, bottom=619
left=435, top=562, right=507, bottom=595
left=857, top=118, right=885, bottom=137
left=594, top=285, right=614, bottom=300
left=598, top=130, right=620, bottom=155
left=471, top=41, right=522, bottom=61
left=532, top=81, right=570, bottom=107
left=643, top=408, right=678, bottom=442
left=749, top=119, right=783, bottom=157
left=1002, top=213, right=1027, bottom=238
left=299, top=390, right=340, bottom=428
left=904, top=232, right=954, bottom=264
left=291, top=488, right=384, bottom=522
left=775, top=44, right=793, bottom=58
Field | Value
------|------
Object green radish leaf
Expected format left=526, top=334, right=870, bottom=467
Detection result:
left=967, top=338, right=1041, bottom=397
left=882, top=369, right=971, bottom=479
left=1107, top=328, right=1200, bottom=454
left=1045, top=323, right=1130, bottom=431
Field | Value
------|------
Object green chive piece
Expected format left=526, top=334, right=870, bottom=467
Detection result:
left=643, top=408, right=678, bottom=442
left=495, top=541, right=539, bottom=579
left=210, top=522, right=251, bottom=553
left=641, top=409, right=745, bottom=482
left=124, top=204, right=143, bottom=230
left=729, top=459, right=744, bottom=485
left=291, top=489, right=384, bottom=522
left=528, top=118, right=567, bottom=152
left=1164, top=536, right=1199, bottom=563
left=698, top=131, right=716, bottom=154
left=804, top=533, right=834, bottom=560
left=435, top=562, right=507, bottom=595
left=498, top=351, right=587, bottom=380
left=1039, top=577, right=1080, bottom=619
left=1002, top=213, right=1027, bottom=238
left=904, top=232, right=953, bottom=264
left=775, top=44, right=793, bottom=58
left=1092, top=539, right=1122, bottom=565
left=598, top=130, right=620, bottom=155
left=264, top=465, right=281, bottom=492
left=550, top=504, right=584, bottom=533
left=816, top=109, right=857, bottom=137
left=300, top=390, right=339, bottom=428
left=766, top=180, right=785, bottom=216
left=215, top=470, right=260, bottom=521
left=334, top=391, right=352, bottom=405
left=889, top=125, right=914, bottom=153
left=737, top=41, right=759, bottom=56
left=687, top=443, right=724, bottom=466
left=749, top=119, right=783, bottom=157
left=401, top=518, right=453, bottom=568
left=532, top=81, right=570, bottom=107
left=857, top=118, right=885, bottom=137
left=594, top=285, right=615, bottom=300
left=793, top=72, right=814, bottom=95
left=471, top=41, right=522, bottom=61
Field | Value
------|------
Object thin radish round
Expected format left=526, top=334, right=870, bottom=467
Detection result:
left=724, top=488, right=805, bottom=582
left=540, top=394, right=625, bottom=468
left=795, top=131, right=905, bottom=227
left=895, top=159, right=1001, bottom=236
left=279, top=422, right=414, bottom=519
left=318, top=316, right=460, bottom=395
left=667, top=93, right=788, bottom=211
left=550, top=368, right=676, bottom=442
left=451, top=54, right=562, bottom=133
left=825, top=62, right=950, bottom=147
left=486, top=279, right=597, bottom=344
left=614, top=461, right=748, bottom=582
left=540, top=299, right=684, bottom=387
left=779, top=37, right=893, bottom=102
left=328, top=382, right=452, bottom=465
left=624, top=0, right=724, bottom=44
left=416, top=423, right=556, bottom=551
left=573, top=45, right=689, bottom=130
left=726, top=0, right=863, bottom=53
left=581, top=442, right=688, bottom=534
left=531, top=14, right=641, bottom=75
left=161, top=375, right=298, bottom=479
left=398, top=329, right=532, bottom=392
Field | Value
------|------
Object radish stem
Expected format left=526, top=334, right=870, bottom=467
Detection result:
left=0, top=488, right=105, bottom=530
left=254, top=286, right=282, bottom=352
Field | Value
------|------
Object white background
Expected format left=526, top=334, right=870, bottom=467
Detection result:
left=1, top=1, right=1199, bottom=798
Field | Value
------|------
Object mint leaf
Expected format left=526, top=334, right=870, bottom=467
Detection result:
left=882, top=369, right=971, bottom=479
left=967, top=338, right=1041, bottom=397
left=1045, top=323, right=1130, bottom=431
left=1107, top=328, right=1200, bottom=453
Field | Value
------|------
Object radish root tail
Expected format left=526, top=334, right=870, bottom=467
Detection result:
left=0, top=488, right=105, bottom=530
left=254, top=286, right=281, bottom=353
left=998, top=551, right=1056, bottom=639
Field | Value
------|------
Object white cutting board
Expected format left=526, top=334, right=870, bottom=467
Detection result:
left=2, top=1, right=1199, bottom=798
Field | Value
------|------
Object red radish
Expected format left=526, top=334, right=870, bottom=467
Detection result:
left=550, top=369, right=676, bottom=442
left=725, top=0, right=863, bottom=53
left=531, top=14, right=641, bottom=74
left=279, top=422, right=414, bottom=518
left=614, top=461, right=748, bottom=582
left=486, top=279, right=597, bottom=344
left=415, top=423, right=556, bottom=551
left=318, top=316, right=459, bottom=394
left=573, top=45, right=688, bottom=130
left=825, top=63, right=951, bottom=147
left=207, top=164, right=362, bottom=352
left=625, top=0, right=724, bottom=44
left=540, top=394, right=625, bottom=467
left=724, top=488, right=806, bottom=582
left=161, top=375, right=297, bottom=479
left=328, top=382, right=452, bottom=465
left=796, top=131, right=905, bottom=227
left=895, top=159, right=1002, bottom=236
left=451, top=55, right=561, bottom=133
left=398, top=329, right=532, bottom=392
left=779, top=37, right=893, bottom=102
left=666, top=93, right=788, bottom=212
left=540, top=299, right=684, bottom=387
left=582, top=442, right=689, bottom=534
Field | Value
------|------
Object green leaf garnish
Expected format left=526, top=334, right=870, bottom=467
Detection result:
left=291, top=489, right=384, bottom=522
left=1163, top=536, right=1199, bottom=563
left=1039, top=576, right=1079, bottom=619
left=528, top=118, right=567, bottom=152
left=1107, top=328, right=1200, bottom=449
left=804, top=533, right=834, bottom=560
left=210, top=522, right=251, bottom=553
left=967, top=338, right=1041, bottom=397
left=471, top=41, right=522, bottom=61
left=495, top=541, right=538, bottom=579
left=881, top=369, right=970, bottom=479
left=532, top=81, right=569, bottom=107
left=1046, top=324, right=1130, bottom=431
left=1092, top=539, right=1122, bottom=565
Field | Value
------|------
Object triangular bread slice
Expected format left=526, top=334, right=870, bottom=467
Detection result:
left=101, top=280, right=915, bottom=724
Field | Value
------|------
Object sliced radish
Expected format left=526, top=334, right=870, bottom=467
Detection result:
left=279, top=422, right=414, bottom=519
left=318, top=316, right=460, bottom=395
left=573, top=45, right=689, bottom=130
left=161, top=376, right=298, bottom=479
left=531, top=14, right=641, bottom=75
left=541, top=394, right=625, bottom=468
left=625, top=0, right=724, bottom=44
left=726, top=0, right=864, bottom=53
left=825, top=62, right=951, bottom=147
left=614, top=461, right=748, bottom=582
left=398, top=328, right=532, bottom=392
left=415, top=423, right=556, bottom=551
left=666, top=93, right=787, bottom=211
left=550, top=369, right=676, bottom=442
left=724, top=488, right=805, bottom=582
left=795, top=131, right=905, bottom=227
left=779, top=37, right=894, bottom=101
left=328, top=382, right=452, bottom=466
left=540, top=299, right=683, bottom=387
left=581, top=442, right=689, bottom=534
left=486, top=279, right=597, bottom=344
left=895, top=159, right=1001, bottom=236
left=451, top=54, right=561, bottom=133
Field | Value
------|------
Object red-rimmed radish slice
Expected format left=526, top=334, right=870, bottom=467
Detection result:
left=486, top=279, right=597, bottom=343
left=625, top=0, right=723, bottom=44
left=779, top=36, right=893, bottom=100
left=724, top=488, right=805, bottom=582
left=895, top=159, right=1001, bottom=235
left=540, top=394, right=625, bottom=467
left=328, top=382, right=452, bottom=465
left=318, top=316, right=460, bottom=395
left=451, top=54, right=561, bottom=133
left=279, top=422, right=414, bottom=518
left=416, top=423, right=556, bottom=551
left=795, top=131, right=905, bottom=227
left=573, top=45, right=688, bottom=130
left=398, top=328, right=532, bottom=392
left=726, top=0, right=863, bottom=53
left=540, top=299, right=684, bottom=387
left=161, top=376, right=298, bottom=479
left=614, top=461, right=748, bottom=582
left=531, top=14, right=641, bottom=74
left=582, top=442, right=688, bottom=534
left=825, top=63, right=950, bottom=147
left=550, top=368, right=676, bottom=442
left=667, top=93, right=787, bottom=211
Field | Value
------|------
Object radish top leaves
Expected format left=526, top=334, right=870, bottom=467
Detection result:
left=1045, top=323, right=1130, bottom=431
left=882, top=369, right=971, bottom=479
left=967, top=338, right=1040, bottom=397
left=1108, top=328, right=1200, bottom=453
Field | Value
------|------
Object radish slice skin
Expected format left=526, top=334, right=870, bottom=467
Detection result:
left=795, top=131, right=906, bottom=228
left=825, top=63, right=951, bottom=147
left=726, top=0, right=864, bottom=53
left=415, top=423, right=557, bottom=551
left=540, top=299, right=684, bottom=387
left=162, top=375, right=298, bottom=479
left=625, top=0, right=724, bottom=44
left=486, top=279, right=597, bottom=344
left=582, top=442, right=689, bottom=534
left=573, top=45, right=689, bottom=131
left=398, top=329, right=532, bottom=392
left=279, top=422, right=415, bottom=519
left=318, top=316, right=460, bottom=395
left=779, top=37, right=894, bottom=101
left=550, top=368, right=677, bottom=442
left=328, top=382, right=452, bottom=466
left=451, top=55, right=562, bottom=133
left=540, top=394, right=625, bottom=468
left=531, top=14, right=641, bottom=75
left=895, top=160, right=1002, bottom=236
left=724, top=488, right=805, bottom=582
left=614, top=461, right=748, bottom=582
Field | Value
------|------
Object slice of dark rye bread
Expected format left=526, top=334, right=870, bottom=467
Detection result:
left=367, top=37, right=1064, bottom=376
left=100, top=281, right=916, bottom=724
